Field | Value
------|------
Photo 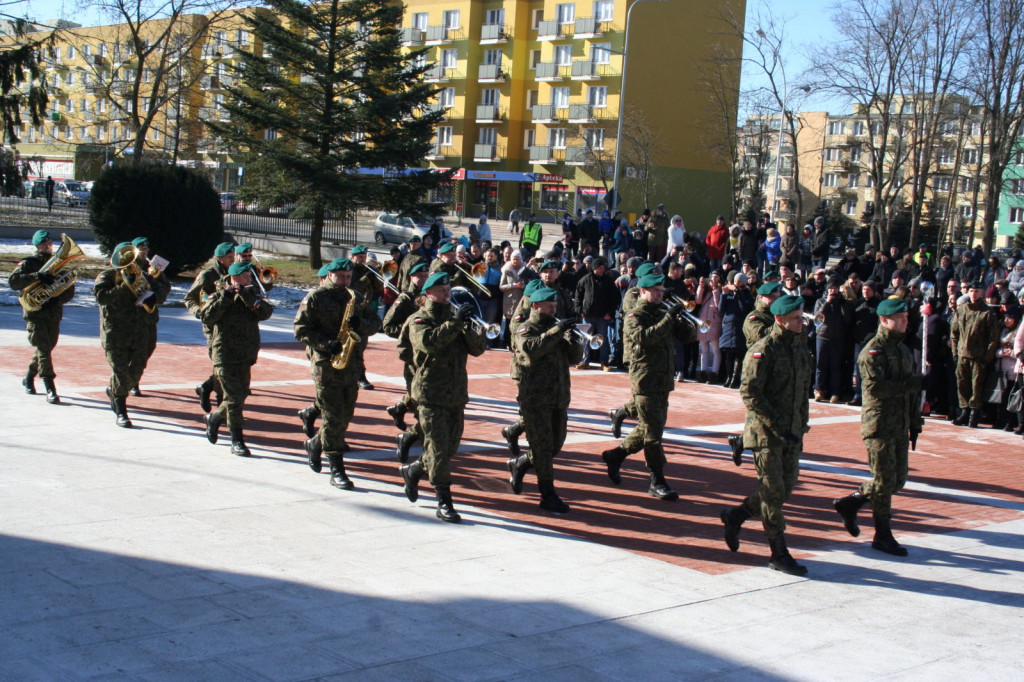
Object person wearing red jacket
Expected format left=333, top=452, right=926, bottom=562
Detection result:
left=706, top=215, right=729, bottom=272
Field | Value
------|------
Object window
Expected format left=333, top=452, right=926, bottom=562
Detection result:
left=478, top=128, right=496, bottom=145
left=583, top=128, right=604, bottom=150
left=866, top=175, right=876, bottom=188
left=588, top=85, right=607, bottom=107
left=82, top=44, right=91, bottom=57
left=824, top=148, right=842, bottom=161
left=151, top=128, right=161, bottom=141
left=483, top=49, right=502, bottom=66
left=444, top=10, right=460, bottom=29
left=142, top=68, right=152, bottom=83
left=541, top=184, right=570, bottom=211
left=959, top=205, right=974, bottom=219
left=935, top=148, right=954, bottom=165
left=264, top=128, right=277, bottom=140
left=441, top=48, right=458, bottom=68
left=962, top=149, right=978, bottom=165
left=65, top=71, right=74, bottom=86
left=595, top=0, right=614, bottom=21
left=486, top=9, right=504, bottom=25
left=849, top=146, right=861, bottom=162
left=557, top=4, right=575, bottom=24
left=481, top=88, right=499, bottom=106
left=99, top=42, right=108, bottom=57
left=413, top=12, right=428, bottom=30
left=552, top=87, right=570, bottom=108
left=524, top=128, right=535, bottom=150
left=852, top=121, right=865, bottom=136
left=827, top=121, right=844, bottom=135
left=532, top=9, right=544, bottom=29
left=549, top=127, right=567, bottom=148
left=236, top=30, right=250, bottom=46
left=81, top=72, right=91, bottom=86
left=96, top=99, right=106, bottom=114
left=1015, top=150, right=1024, bottom=165
left=848, top=174, right=859, bottom=189
left=969, top=121, right=981, bottom=136
left=437, top=126, right=452, bottom=146
left=530, top=49, right=541, bottom=69
left=66, top=45, right=75, bottom=60
left=845, top=200, right=857, bottom=215
left=438, top=88, right=455, bottom=108
left=823, top=173, right=839, bottom=187
left=413, top=52, right=426, bottom=68
left=870, top=121, right=882, bottom=136
left=591, top=43, right=611, bottom=64
left=555, top=45, right=572, bottom=66
left=1010, top=207, right=1024, bottom=223
left=934, top=176, right=952, bottom=192
left=960, top=177, right=976, bottom=193
left=527, top=89, right=539, bottom=108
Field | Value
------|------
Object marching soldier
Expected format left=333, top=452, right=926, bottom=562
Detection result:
left=295, top=264, right=331, bottom=439
left=429, top=241, right=475, bottom=290
left=950, top=281, right=1001, bottom=427
left=398, top=272, right=487, bottom=523
left=600, top=273, right=697, bottom=500
left=198, top=260, right=274, bottom=456
left=833, top=298, right=923, bottom=556
left=383, top=262, right=430, bottom=463
left=507, top=287, right=583, bottom=513
left=130, top=237, right=170, bottom=397
left=608, top=261, right=659, bottom=439
left=186, top=242, right=239, bottom=412
left=720, top=295, right=813, bottom=576
left=233, top=242, right=274, bottom=291
left=728, top=281, right=782, bottom=465
left=94, top=241, right=171, bottom=428
left=349, top=245, right=382, bottom=390
left=294, top=258, right=379, bottom=487
left=9, top=230, right=74, bottom=404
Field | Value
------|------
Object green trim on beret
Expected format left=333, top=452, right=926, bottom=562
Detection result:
left=234, top=242, right=253, bottom=254
left=877, top=298, right=908, bottom=316
left=326, top=257, right=352, bottom=272
left=228, top=260, right=253, bottom=276
left=635, top=262, right=657, bottom=278
left=439, top=242, right=456, bottom=254
left=409, top=262, right=430, bottom=276
left=968, top=280, right=984, bottom=290
left=540, top=260, right=560, bottom=271
left=637, top=273, right=665, bottom=288
left=32, top=229, right=51, bottom=246
left=132, top=237, right=149, bottom=247
left=350, top=245, right=367, bottom=255
left=770, top=295, right=804, bottom=316
left=317, top=264, right=331, bottom=278
left=763, top=271, right=781, bottom=282
left=530, top=287, right=557, bottom=303
left=421, top=271, right=450, bottom=293
left=523, top=279, right=545, bottom=298
left=214, top=242, right=236, bottom=258
left=758, top=282, right=782, bottom=296
left=113, top=241, right=132, bottom=255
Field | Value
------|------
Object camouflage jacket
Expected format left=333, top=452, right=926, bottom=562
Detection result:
left=406, top=299, right=486, bottom=407
left=184, top=260, right=230, bottom=332
left=9, top=251, right=74, bottom=323
left=511, top=309, right=584, bottom=408
left=950, top=300, right=1000, bottom=362
left=742, top=300, right=774, bottom=349
left=197, top=276, right=273, bottom=365
left=293, top=283, right=379, bottom=371
left=352, top=263, right=384, bottom=304
left=383, top=290, right=420, bottom=339
left=859, top=326, right=923, bottom=439
left=93, top=267, right=164, bottom=346
left=624, top=301, right=698, bottom=395
left=741, top=324, right=813, bottom=449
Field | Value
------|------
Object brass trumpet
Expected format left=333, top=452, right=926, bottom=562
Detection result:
left=663, top=294, right=710, bottom=333
left=251, top=257, right=278, bottom=286
left=453, top=259, right=492, bottom=298
left=366, top=257, right=401, bottom=295
left=557, top=318, right=605, bottom=349
left=802, top=312, right=825, bottom=328
left=111, top=243, right=157, bottom=313
left=450, top=286, right=500, bottom=339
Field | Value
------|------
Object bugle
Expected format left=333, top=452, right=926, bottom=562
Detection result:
left=557, top=318, right=605, bottom=349
left=251, top=257, right=278, bottom=286
left=366, top=257, right=401, bottom=295
left=453, top=259, right=492, bottom=298
left=662, top=296, right=710, bottom=333
left=801, top=312, right=825, bottom=328
left=450, top=286, right=500, bottom=339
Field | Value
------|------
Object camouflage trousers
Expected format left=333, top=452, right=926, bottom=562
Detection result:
left=311, top=361, right=359, bottom=453
left=418, top=404, right=464, bottom=487
left=200, top=328, right=222, bottom=396
left=26, top=319, right=60, bottom=379
left=213, top=362, right=251, bottom=430
left=103, top=332, right=149, bottom=400
left=522, top=404, right=568, bottom=484
left=742, top=443, right=802, bottom=539
left=859, top=436, right=909, bottom=520
left=621, top=392, right=668, bottom=470
left=400, top=363, right=422, bottom=439
left=955, top=358, right=988, bottom=409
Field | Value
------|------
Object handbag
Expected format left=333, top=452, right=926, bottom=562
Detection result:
left=1007, top=377, right=1023, bottom=414
left=983, top=370, right=1009, bottom=404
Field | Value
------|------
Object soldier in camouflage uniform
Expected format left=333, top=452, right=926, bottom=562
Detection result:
left=607, top=262, right=659, bottom=439
left=294, top=258, right=380, bottom=487
left=399, top=272, right=487, bottom=523
left=185, top=241, right=236, bottom=412
left=94, top=241, right=171, bottom=428
left=500, top=261, right=577, bottom=457
left=429, top=241, right=475, bottom=289
left=728, top=281, right=782, bottom=466
left=196, top=260, right=274, bottom=456
left=600, top=273, right=697, bottom=501
left=506, top=287, right=583, bottom=513
left=129, top=237, right=171, bottom=397
left=833, top=297, right=923, bottom=556
left=383, top=262, right=430, bottom=463
left=350, top=245, right=383, bottom=390
left=295, top=265, right=331, bottom=440
left=9, top=230, right=73, bottom=404
left=720, top=295, right=813, bottom=576
left=950, top=281, right=1001, bottom=427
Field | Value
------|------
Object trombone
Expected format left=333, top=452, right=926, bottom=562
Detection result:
left=251, top=257, right=278, bottom=286
left=663, top=294, right=710, bottom=333
left=802, top=312, right=825, bottom=328
left=453, top=259, right=492, bottom=298
left=450, top=286, right=501, bottom=339
left=557, top=318, right=605, bottom=349
left=366, top=257, right=402, bottom=295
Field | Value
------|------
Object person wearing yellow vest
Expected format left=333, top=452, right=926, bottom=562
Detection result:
left=519, top=213, right=543, bottom=259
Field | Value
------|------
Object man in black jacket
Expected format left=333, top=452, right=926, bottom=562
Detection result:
left=575, top=257, right=620, bottom=370
left=812, top=278, right=854, bottom=402
left=810, top=217, right=831, bottom=270
left=848, top=281, right=880, bottom=406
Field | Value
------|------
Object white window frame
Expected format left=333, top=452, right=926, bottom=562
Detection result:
left=524, top=128, right=535, bottom=150
left=962, top=148, right=978, bottom=165
left=849, top=146, right=861, bottom=162
left=594, top=0, right=613, bottom=21
left=532, top=9, right=544, bottom=29
left=438, top=88, right=455, bottom=108
left=828, top=121, right=844, bottom=135
left=557, top=4, right=576, bottom=24
left=583, top=127, right=604, bottom=150
left=484, top=49, right=502, bottom=66
left=959, top=205, right=974, bottom=219
left=824, top=148, right=842, bottom=161
left=1010, top=207, right=1024, bottom=224
left=478, top=127, right=497, bottom=145
left=444, top=10, right=460, bottom=29
left=588, top=85, right=607, bottom=107
left=591, top=43, right=611, bottom=64
left=845, top=200, right=857, bottom=215
left=552, top=87, right=570, bottom=109
left=437, top=126, right=453, bottom=146
left=823, top=173, right=839, bottom=188
left=549, top=127, right=567, bottom=149
left=485, top=9, right=505, bottom=25
left=555, top=45, right=572, bottom=66
left=413, top=12, right=428, bottom=30
left=441, top=48, right=458, bottom=68
left=934, top=176, right=952, bottom=192
left=481, top=88, right=500, bottom=106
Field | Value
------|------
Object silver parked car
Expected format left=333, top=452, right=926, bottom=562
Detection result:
left=373, top=212, right=432, bottom=245
left=54, top=180, right=90, bottom=207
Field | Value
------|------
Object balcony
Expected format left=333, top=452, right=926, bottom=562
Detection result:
left=400, top=27, right=423, bottom=46
left=535, top=62, right=565, bottom=81
left=425, top=25, right=452, bottom=44
left=568, top=104, right=601, bottom=123
left=573, top=17, right=607, bottom=38
left=480, top=24, right=508, bottom=44
left=531, top=104, right=562, bottom=123
left=571, top=60, right=616, bottom=80
left=537, top=20, right=569, bottom=40
left=424, top=65, right=449, bottom=82
left=425, top=143, right=455, bottom=160
left=832, top=134, right=856, bottom=146
left=529, top=145, right=564, bottom=163
left=474, top=143, right=502, bottom=162
left=423, top=102, right=452, bottom=120
left=477, top=63, right=506, bottom=82
left=565, top=146, right=589, bottom=165
left=476, top=104, right=504, bottom=122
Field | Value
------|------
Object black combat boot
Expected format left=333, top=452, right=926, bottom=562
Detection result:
left=952, top=408, right=970, bottom=426
left=304, top=433, right=322, bottom=473
left=203, top=411, right=223, bottom=444
left=538, top=480, right=570, bottom=514
left=501, top=423, right=523, bottom=458
left=608, top=406, right=627, bottom=439
left=400, top=459, right=424, bottom=502
left=600, top=446, right=627, bottom=484
left=833, top=492, right=868, bottom=537
left=230, top=428, right=251, bottom=457
left=42, top=378, right=60, bottom=404
left=327, top=452, right=353, bottom=489
left=358, top=371, right=375, bottom=391
left=194, top=379, right=214, bottom=413
left=434, top=486, right=461, bottom=523
left=297, top=405, right=318, bottom=438
left=871, top=515, right=908, bottom=556
left=386, top=401, right=408, bottom=431
left=728, top=434, right=744, bottom=467
left=130, top=385, right=142, bottom=397
left=23, top=368, right=37, bottom=394
left=648, top=468, right=679, bottom=501
left=395, top=430, right=417, bottom=463
left=115, top=396, right=132, bottom=429
left=720, top=506, right=751, bottom=552
left=506, top=454, right=532, bottom=495
left=768, top=534, right=808, bottom=576
left=967, top=408, right=980, bottom=428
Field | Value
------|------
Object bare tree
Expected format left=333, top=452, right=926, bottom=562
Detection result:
left=734, top=89, right=779, bottom=219
left=619, top=104, right=661, bottom=210
left=694, top=35, right=743, bottom=218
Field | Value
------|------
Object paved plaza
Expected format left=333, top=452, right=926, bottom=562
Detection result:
left=1, top=305, right=1022, bottom=680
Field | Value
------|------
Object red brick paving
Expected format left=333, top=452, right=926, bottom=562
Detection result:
left=6, top=336, right=1022, bottom=575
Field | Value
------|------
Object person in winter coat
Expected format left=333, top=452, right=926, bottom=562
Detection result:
left=719, top=273, right=755, bottom=388
left=499, top=250, right=535, bottom=346
left=810, top=216, right=831, bottom=270
left=763, top=227, right=782, bottom=272
left=695, top=271, right=724, bottom=383
left=779, top=223, right=799, bottom=269
left=738, top=220, right=760, bottom=266
left=705, top=215, right=730, bottom=271
left=667, top=214, right=687, bottom=254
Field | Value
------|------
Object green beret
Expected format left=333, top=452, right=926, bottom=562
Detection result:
left=637, top=273, right=665, bottom=288
left=530, top=287, right=558, bottom=303
left=409, top=234, right=422, bottom=243
left=113, top=241, right=132, bottom=255
left=877, top=298, right=908, bottom=316
left=228, top=260, right=253, bottom=276
left=968, top=280, right=984, bottom=290
left=540, top=260, right=560, bottom=271
left=770, top=295, right=804, bottom=316
left=763, top=271, right=781, bottom=282
left=350, top=245, right=367, bottom=255
left=132, top=237, right=149, bottom=248
left=409, top=262, right=430, bottom=276
left=32, top=229, right=51, bottom=246
left=758, top=282, right=782, bottom=296
left=317, top=264, right=331, bottom=278
left=439, top=242, right=456, bottom=254
left=523, top=278, right=545, bottom=298
left=235, top=242, right=253, bottom=254
left=214, top=241, right=236, bottom=258
left=635, top=262, right=657, bottom=278
left=421, top=271, right=450, bottom=293
left=326, top=257, right=352, bottom=272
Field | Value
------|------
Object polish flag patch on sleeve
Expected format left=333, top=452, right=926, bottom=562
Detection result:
left=751, top=352, right=763, bottom=359
left=868, top=349, right=879, bottom=355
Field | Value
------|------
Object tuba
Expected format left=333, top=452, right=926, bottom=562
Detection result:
left=18, top=234, right=85, bottom=312
left=111, top=243, right=157, bottom=313
left=330, top=287, right=361, bottom=370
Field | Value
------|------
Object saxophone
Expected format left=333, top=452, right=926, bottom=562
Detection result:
left=18, top=234, right=85, bottom=312
left=330, top=287, right=361, bottom=370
